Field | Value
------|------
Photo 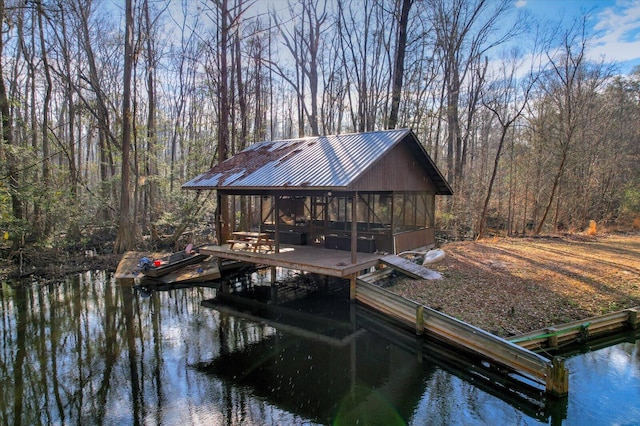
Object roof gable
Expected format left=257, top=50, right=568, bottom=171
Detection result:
left=182, top=129, right=452, bottom=195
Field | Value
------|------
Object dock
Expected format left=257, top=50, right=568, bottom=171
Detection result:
left=198, top=243, right=384, bottom=278
left=116, top=243, right=640, bottom=397
left=190, top=243, right=568, bottom=395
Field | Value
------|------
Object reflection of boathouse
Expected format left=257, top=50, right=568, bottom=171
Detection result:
left=183, top=129, right=452, bottom=263
left=198, top=288, right=552, bottom=423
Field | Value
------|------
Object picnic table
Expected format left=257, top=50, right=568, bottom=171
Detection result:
left=227, top=231, right=274, bottom=253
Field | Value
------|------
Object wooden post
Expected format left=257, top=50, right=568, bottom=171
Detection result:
left=547, top=327, right=559, bottom=349
left=546, top=357, right=569, bottom=397
left=351, top=192, right=357, bottom=264
left=349, top=274, right=357, bottom=302
left=390, top=193, right=395, bottom=253
left=231, top=194, right=236, bottom=231
left=415, top=305, right=425, bottom=335
left=627, top=308, right=638, bottom=329
left=274, top=195, right=280, bottom=253
left=270, top=266, right=277, bottom=303
left=216, top=191, right=223, bottom=244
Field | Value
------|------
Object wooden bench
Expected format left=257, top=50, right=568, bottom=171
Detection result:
left=228, top=234, right=275, bottom=253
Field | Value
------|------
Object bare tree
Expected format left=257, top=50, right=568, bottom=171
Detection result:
left=475, top=49, right=538, bottom=239
left=202, top=0, right=242, bottom=242
left=428, top=0, right=519, bottom=188
left=273, top=0, right=327, bottom=136
left=143, top=0, right=160, bottom=241
left=53, top=2, right=81, bottom=239
left=73, top=0, right=119, bottom=221
left=337, top=0, right=394, bottom=132
left=167, top=1, right=197, bottom=192
left=534, top=17, right=610, bottom=234
left=319, top=30, right=347, bottom=134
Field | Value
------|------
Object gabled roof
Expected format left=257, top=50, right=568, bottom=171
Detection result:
left=182, top=128, right=453, bottom=195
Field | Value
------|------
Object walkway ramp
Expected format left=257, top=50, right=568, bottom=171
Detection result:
left=380, top=255, right=442, bottom=280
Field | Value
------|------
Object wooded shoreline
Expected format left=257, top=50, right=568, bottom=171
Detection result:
left=1, top=2, right=638, bottom=256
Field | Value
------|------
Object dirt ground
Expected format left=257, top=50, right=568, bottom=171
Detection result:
left=389, top=232, right=640, bottom=337
left=1, top=248, right=122, bottom=283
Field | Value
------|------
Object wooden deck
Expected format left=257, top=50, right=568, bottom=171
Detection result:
left=199, top=244, right=384, bottom=278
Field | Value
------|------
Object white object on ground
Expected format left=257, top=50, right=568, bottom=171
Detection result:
left=422, top=248, right=445, bottom=265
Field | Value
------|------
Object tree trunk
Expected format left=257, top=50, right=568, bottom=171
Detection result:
left=114, top=0, right=136, bottom=253
left=388, top=0, right=412, bottom=129
left=56, top=3, right=82, bottom=240
left=233, top=6, right=251, bottom=230
left=535, top=149, right=567, bottom=235
left=143, top=0, right=160, bottom=241
left=36, top=0, right=52, bottom=236
left=76, top=0, right=117, bottom=222
left=217, top=0, right=231, bottom=242
left=0, top=0, right=23, bottom=237
left=476, top=126, right=508, bottom=239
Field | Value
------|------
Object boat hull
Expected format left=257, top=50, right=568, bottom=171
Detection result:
left=141, top=252, right=208, bottom=278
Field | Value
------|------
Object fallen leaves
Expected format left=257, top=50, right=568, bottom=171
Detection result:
left=389, top=233, right=640, bottom=337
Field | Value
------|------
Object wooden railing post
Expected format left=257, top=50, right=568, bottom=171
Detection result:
left=546, top=357, right=569, bottom=397
left=547, top=327, right=559, bottom=349
left=627, top=308, right=638, bottom=330
left=416, top=305, right=425, bottom=335
left=350, top=274, right=357, bottom=302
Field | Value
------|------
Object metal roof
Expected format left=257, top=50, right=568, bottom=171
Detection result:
left=182, top=129, right=453, bottom=195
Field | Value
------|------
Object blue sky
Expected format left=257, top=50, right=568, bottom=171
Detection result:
left=517, top=0, right=640, bottom=73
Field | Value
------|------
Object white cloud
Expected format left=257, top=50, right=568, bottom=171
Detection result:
left=515, top=0, right=527, bottom=8
left=590, top=1, right=640, bottom=64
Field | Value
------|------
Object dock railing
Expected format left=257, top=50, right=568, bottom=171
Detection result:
left=509, top=307, right=639, bottom=350
left=355, top=278, right=569, bottom=396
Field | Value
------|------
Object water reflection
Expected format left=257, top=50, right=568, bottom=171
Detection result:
left=0, top=271, right=639, bottom=425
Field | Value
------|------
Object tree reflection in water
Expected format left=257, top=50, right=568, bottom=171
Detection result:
left=0, top=272, right=292, bottom=425
left=1, top=271, right=639, bottom=425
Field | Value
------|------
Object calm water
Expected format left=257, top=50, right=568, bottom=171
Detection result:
left=1, top=271, right=639, bottom=425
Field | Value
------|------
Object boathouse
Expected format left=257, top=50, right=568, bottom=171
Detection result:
left=182, top=129, right=576, bottom=397
left=183, top=128, right=452, bottom=260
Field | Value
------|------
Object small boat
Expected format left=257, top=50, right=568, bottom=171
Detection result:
left=143, top=258, right=251, bottom=285
left=139, top=244, right=208, bottom=278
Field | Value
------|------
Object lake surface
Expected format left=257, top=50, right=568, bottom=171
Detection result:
left=1, top=270, right=639, bottom=425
